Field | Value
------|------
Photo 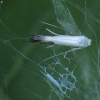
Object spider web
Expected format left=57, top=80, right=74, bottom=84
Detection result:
left=0, top=0, right=100, bottom=100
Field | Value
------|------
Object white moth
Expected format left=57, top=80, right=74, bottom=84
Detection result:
left=30, top=29, right=91, bottom=56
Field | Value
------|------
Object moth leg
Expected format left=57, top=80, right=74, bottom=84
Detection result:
left=46, top=28, right=58, bottom=35
left=46, top=45, right=55, bottom=48
left=64, top=47, right=83, bottom=58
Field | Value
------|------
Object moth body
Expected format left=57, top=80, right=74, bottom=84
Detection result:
left=30, top=34, right=91, bottom=48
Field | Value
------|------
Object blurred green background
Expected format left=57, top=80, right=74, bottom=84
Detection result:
left=0, top=0, right=100, bottom=100
left=0, top=0, right=54, bottom=100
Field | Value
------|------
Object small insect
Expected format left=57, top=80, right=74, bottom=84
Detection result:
left=30, top=29, right=91, bottom=56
